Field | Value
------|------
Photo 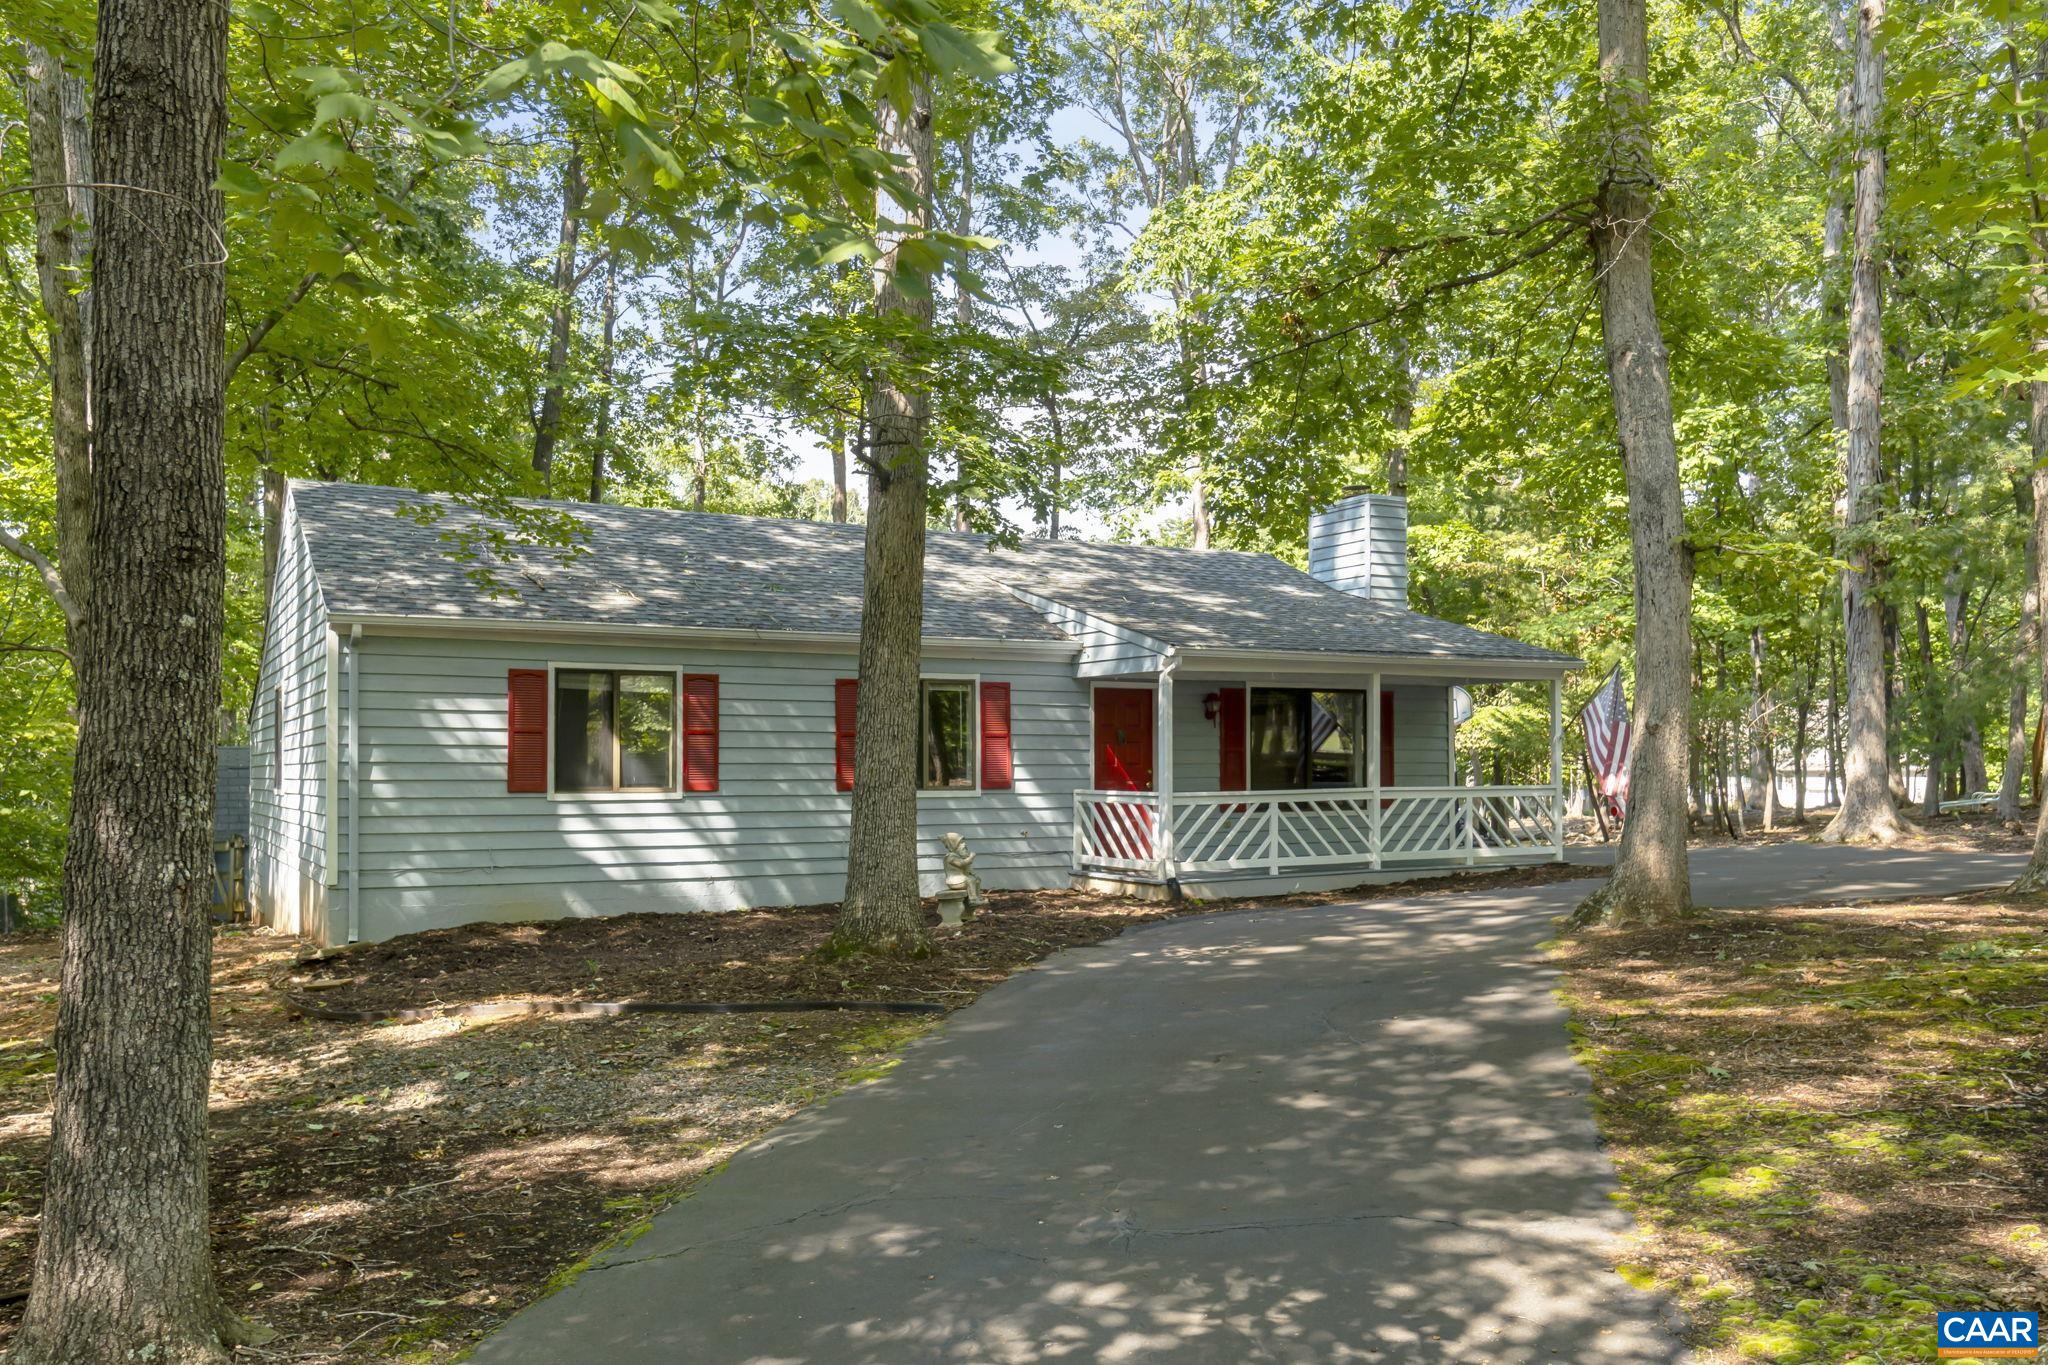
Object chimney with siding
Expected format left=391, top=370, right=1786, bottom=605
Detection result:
left=1307, top=486, right=1408, bottom=608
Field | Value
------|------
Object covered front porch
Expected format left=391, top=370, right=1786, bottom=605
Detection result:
left=1071, top=657, right=1570, bottom=892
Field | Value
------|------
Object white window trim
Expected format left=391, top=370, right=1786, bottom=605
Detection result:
left=917, top=673, right=983, bottom=797
left=545, top=661, right=687, bottom=802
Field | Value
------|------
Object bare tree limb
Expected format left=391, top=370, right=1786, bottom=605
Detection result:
left=0, top=526, right=79, bottom=629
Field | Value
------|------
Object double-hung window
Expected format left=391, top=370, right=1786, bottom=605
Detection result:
left=919, top=679, right=977, bottom=791
left=554, top=669, right=677, bottom=793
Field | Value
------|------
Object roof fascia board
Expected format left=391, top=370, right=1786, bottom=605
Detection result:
left=325, top=612, right=1081, bottom=660
left=1177, top=648, right=1580, bottom=681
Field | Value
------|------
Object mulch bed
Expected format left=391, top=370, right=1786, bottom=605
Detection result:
left=0, top=861, right=1588, bottom=1362
left=288, top=864, right=1592, bottom=1018
left=1558, top=893, right=2048, bottom=1362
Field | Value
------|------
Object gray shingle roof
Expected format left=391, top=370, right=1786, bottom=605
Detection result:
left=291, top=481, right=1068, bottom=643
left=291, top=481, right=1573, bottom=666
left=982, top=539, right=1574, bottom=663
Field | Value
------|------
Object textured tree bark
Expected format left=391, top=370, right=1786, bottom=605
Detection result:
left=2019, top=379, right=2048, bottom=890
left=531, top=149, right=584, bottom=485
left=1823, top=0, right=1909, bottom=845
left=2002, top=454, right=2042, bottom=824
left=260, top=465, right=286, bottom=612
left=11, top=0, right=234, bottom=1356
left=830, top=413, right=850, bottom=524
left=1573, top=0, right=1693, bottom=926
left=22, top=42, right=94, bottom=629
left=2002, top=33, right=2047, bottom=841
left=832, top=75, right=935, bottom=957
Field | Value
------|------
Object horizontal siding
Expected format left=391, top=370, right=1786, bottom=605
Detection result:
left=1171, top=683, right=1223, bottom=792
left=246, top=505, right=330, bottom=939
left=1307, top=495, right=1407, bottom=608
left=1390, top=685, right=1451, bottom=786
left=344, top=634, right=1091, bottom=942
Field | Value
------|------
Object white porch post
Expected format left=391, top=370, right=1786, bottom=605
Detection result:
left=1155, top=659, right=1175, bottom=882
left=1367, top=672, right=1383, bottom=868
left=1549, top=675, right=1565, bottom=860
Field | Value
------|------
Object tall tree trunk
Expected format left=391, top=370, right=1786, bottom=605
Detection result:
left=1824, top=0, right=1908, bottom=844
left=1825, top=633, right=1843, bottom=805
left=1575, top=0, right=1693, bottom=926
left=689, top=417, right=710, bottom=512
left=260, top=465, right=286, bottom=613
left=830, top=413, right=849, bottom=524
left=832, top=74, right=935, bottom=956
left=2010, top=34, right=2048, bottom=889
left=1749, top=627, right=1778, bottom=830
left=589, top=250, right=617, bottom=504
left=13, top=0, right=234, bottom=1356
left=951, top=134, right=974, bottom=534
left=531, top=149, right=584, bottom=486
left=2001, top=473, right=2039, bottom=823
left=1387, top=339, right=1414, bottom=498
left=2017, top=382, right=2048, bottom=889
left=22, top=42, right=94, bottom=629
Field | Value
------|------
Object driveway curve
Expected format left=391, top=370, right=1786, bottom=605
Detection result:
left=473, top=843, right=2024, bottom=1364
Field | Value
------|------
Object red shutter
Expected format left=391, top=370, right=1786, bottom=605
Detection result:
left=980, top=681, right=1013, bottom=790
left=682, top=674, right=719, bottom=792
left=834, top=678, right=858, bottom=791
left=1218, top=686, right=1247, bottom=791
left=507, top=669, right=549, bottom=793
left=1380, top=689, right=1396, bottom=785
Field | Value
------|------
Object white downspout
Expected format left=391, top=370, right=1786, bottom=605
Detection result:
left=346, top=623, right=361, bottom=944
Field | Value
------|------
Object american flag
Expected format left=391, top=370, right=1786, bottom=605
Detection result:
left=1580, top=667, right=1633, bottom=822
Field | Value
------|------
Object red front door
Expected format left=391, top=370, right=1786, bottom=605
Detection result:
left=1093, top=688, right=1155, bottom=791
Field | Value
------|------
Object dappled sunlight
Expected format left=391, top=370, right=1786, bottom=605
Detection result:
left=1558, top=883, right=2047, bottom=1360
left=476, top=874, right=1691, bottom=1362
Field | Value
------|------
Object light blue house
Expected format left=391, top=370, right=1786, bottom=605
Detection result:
left=250, top=482, right=1577, bottom=945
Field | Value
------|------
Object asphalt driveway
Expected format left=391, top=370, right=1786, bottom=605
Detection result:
left=472, top=843, right=2026, bottom=1364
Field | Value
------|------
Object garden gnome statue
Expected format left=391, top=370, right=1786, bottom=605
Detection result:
left=937, top=832, right=985, bottom=928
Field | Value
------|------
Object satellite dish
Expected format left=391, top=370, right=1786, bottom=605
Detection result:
left=1450, top=686, right=1475, bottom=728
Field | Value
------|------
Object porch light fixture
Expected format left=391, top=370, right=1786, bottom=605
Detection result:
left=1203, top=691, right=1221, bottom=722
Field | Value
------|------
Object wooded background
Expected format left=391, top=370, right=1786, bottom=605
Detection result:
left=3, top=0, right=2043, bottom=904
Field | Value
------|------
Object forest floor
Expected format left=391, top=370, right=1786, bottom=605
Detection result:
left=1557, top=890, right=2048, bottom=1363
left=1563, top=807, right=2035, bottom=854
left=0, top=861, right=1579, bottom=1362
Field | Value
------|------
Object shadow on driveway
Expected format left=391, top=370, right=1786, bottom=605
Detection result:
left=473, top=845, right=2023, bottom=1363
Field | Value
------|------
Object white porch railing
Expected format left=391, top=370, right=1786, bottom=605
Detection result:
left=1073, top=785, right=1562, bottom=881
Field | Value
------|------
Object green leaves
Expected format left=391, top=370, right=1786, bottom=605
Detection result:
left=916, top=22, right=1015, bottom=78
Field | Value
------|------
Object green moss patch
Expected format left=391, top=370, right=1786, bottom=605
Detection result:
left=1558, top=894, right=2048, bottom=1363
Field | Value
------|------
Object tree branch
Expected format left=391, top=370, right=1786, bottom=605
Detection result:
left=0, top=526, right=79, bottom=629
